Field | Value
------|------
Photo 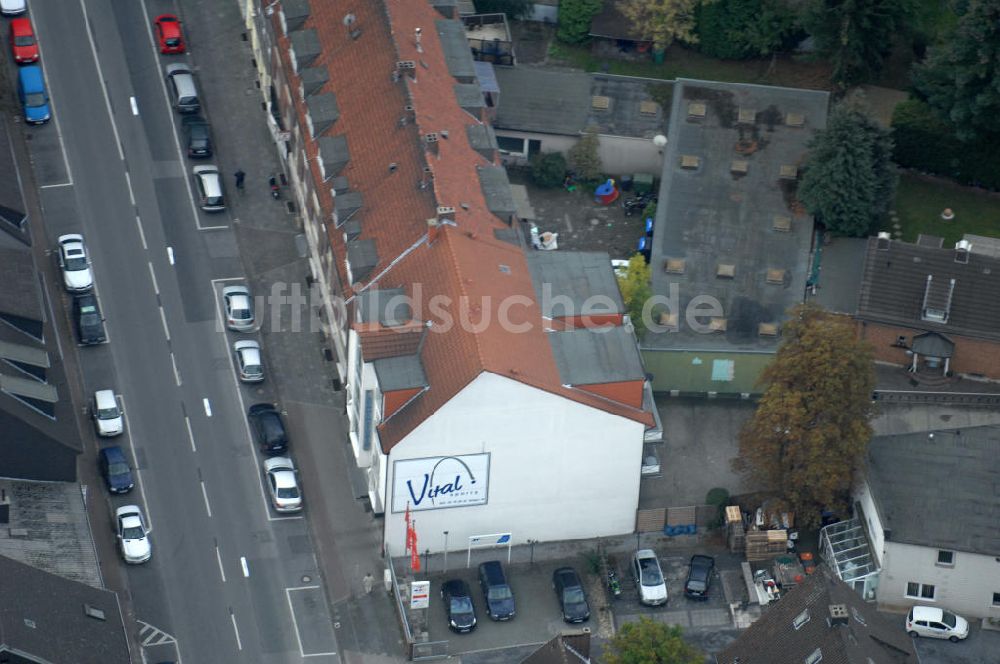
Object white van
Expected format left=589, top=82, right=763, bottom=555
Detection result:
left=905, top=606, right=969, bottom=642
left=92, top=390, right=124, bottom=437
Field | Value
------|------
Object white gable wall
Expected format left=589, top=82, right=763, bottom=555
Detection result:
left=382, top=372, right=645, bottom=555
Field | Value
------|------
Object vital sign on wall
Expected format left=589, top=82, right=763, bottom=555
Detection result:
left=391, top=453, right=490, bottom=512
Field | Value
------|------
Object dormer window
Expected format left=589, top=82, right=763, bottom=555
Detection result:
left=921, top=274, right=955, bottom=323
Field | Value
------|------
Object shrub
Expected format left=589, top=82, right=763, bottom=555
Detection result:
left=695, top=0, right=800, bottom=60
left=557, top=0, right=602, bottom=44
left=706, top=487, right=730, bottom=528
left=530, top=152, right=568, bottom=188
left=567, top=129, right=603, bottom=182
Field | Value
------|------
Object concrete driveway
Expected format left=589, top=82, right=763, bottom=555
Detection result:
left=911, top=622, right=1000, bottom=664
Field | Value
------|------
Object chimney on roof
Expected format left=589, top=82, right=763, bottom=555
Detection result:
left=828, top=604, right=849, bottom=627
left=414, top=27, right=423, bottom=52
left=427, top=218, right=440, bottom=244
left=425, top=132, right=439, bottom=156
left=437, top=206, right=456, bottom=224
left=955, top=239, right=971, bottom=264
left=876, top=232, right=891, bottom=250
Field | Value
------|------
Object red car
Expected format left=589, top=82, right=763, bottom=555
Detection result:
left=154, top=14, right=185, bottom=54
left=8, top=18, right=38, bottom=64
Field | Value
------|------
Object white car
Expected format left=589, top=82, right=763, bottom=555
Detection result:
left=263, top=456, right=302, bottom=512
left=57, top=234, right=94, bottom=292
left=92, top=389, right=123, bottom=437
left=192, top=164, right=225, bottom=211
left=234, top=340, right=264, bottom=382
left=223, top=285, right=255, bottom=332
left=906, top=606, right=969, bottom=642
left=632, top=549, right=667, bottom=606
left=115, top=505, right=151, bottom=564
left=0, top=0, right=27, bottom=16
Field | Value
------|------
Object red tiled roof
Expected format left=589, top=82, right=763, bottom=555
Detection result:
left=275, top=1, right=653, bottom=451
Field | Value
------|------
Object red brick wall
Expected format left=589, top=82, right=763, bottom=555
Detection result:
left=857, top=320, right=1000, bottom=379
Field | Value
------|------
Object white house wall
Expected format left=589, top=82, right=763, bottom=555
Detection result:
left=496, top=130, right=663, bottom=177
left=382, top=372, right=645, bottom=556
left=855, top=480, right=885, bottom=564
left=877, top=540, right=1000, bottom=619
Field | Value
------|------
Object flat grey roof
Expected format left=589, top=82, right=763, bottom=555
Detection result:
left=549, top=326, right=645, bottom=385
left=866, top=426, right=1000, bottom=556
left=373, top=354, right=428, bottom=392
left=587, top=75, right=670, bottom=140
left=807, top=237, right=867, bottom=314
left=646, top=79, right=830, bottom=351
left=493, top=66, right=591, bottom=136
left=526, top=251, right=624, bottom=316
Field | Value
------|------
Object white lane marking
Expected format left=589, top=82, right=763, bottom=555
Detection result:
left=135, top=215, right=147, bottom=250
left=200, top=481, right=212, bottom=517
left=229, top=611, right=242, bottom=651
left=215, top=545, right=226, bottom=582
left=171, top=352, right=182, bottom=386
left=158, top=306, right=170, bottom=341
left=167, top=246, right=174, bottom=265
left=286, top=587, right=338, bottom=658
left=184, top=415, right=197, bottom=452
left=77, top=0, right=124, bottom=162
left=39, top=181, right=73, bottom=189
left=118, top=395, right=153, bottom=533
left=203, top=398, right=212, bottom=417
left=240, top=556, right=249, bottom=577
left=130, top=96, right=139, bottom=115
left=147, top=261, right=160, bottom=295
left=124, top=170, right=135, bottom=206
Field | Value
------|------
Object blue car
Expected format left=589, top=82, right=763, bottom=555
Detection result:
left=98, top=446, right=134, bottom=494
left=17, top=65, right=50, bottom=124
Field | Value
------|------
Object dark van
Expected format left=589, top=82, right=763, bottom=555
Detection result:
left=478, top=560, right=515, bottom=621
left=17, top=65, right=50, bottom=124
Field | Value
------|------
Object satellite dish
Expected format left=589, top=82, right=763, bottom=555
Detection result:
left=343, top=13, right=356, bottom=27
left=653, top=134, right=668, bottom=147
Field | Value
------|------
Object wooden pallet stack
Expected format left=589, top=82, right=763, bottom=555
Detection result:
left=726, top=506, right=745, bottom=554
left=746, top=529, right=788, bottom=562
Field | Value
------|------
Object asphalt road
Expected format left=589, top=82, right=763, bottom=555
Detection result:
left=22, top=0, right=339, bottom=661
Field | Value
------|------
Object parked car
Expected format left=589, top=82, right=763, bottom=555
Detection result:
left=98, top=446, right=134, bottom=494
left=92, top=389, right=123, bottom=436
left=9, top=17, right=38, bottom=64
left=192, top=165, right=225, bottom=211
left=441, top=579, right=477, bottom=633
left=906, top=606, right=969, bottom=642
left=115, top=505, right=150, bottom=564
left=478, top=560, right=515, bottom=621
left=632, top=549, right=667, bottom=606
left=234, top=340, right=264, bottom=383
left=552, top=567, right=590, bottom=623
left=222, top=285, right=255, bottom=332
left=57, top=234, right=93, bottom=292
left=182, top=115, right=212, bottom=158
left=684, top=554, right=715, bottom=600
left=165, top=63, right=199, bottom=113
left=17, top=65, right=50, bottom=124
left=153, top=14, right=185, bottom=54
left=248, top=403, right=288, bottom=455
left=73, top=294, right=106, bottom=345
left=0, top=0, right=26, bottom=16
left=263, top=456, right=302, bottom=512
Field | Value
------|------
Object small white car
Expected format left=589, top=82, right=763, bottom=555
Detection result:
left=0, top=0, right=27, bottom=16
left=234, top=340, right=264, bottom=383
left=263, top=456, right=302, bottom=512
left=57, top=234, right=94, bottom=292
left=222, top=285, right=255, bottom=332
left=193, top=164, right=225, bottom=211
left=92, top=389, right=123, bottom=437
left=115, top=505, right=151, bottom=564
left=632, top=549, right=668, bottom=606
left=906, top=606, right=969, bottom=642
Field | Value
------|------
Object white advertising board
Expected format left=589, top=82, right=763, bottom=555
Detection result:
left=391, top=453, right=490, bottom=513
left=410, top=580, right=430, bottom=610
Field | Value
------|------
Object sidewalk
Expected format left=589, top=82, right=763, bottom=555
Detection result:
left=177, top=1, right=405, bottom=662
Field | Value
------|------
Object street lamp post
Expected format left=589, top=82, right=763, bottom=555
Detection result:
left=528, top=539, right=538, bottom=565
left=443, top=531, right=449, bottom=572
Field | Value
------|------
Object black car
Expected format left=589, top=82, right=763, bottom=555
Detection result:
left=441, top=579, right=477, bottom=633
left=248, top=403, right=288, bottom=455
left=684, top=554, right=715, bottom=600
left=552, top=566, right=590, bottom=623
left=478, top=560, right=515, bottom=621
left=98, top=445, right=134, bottom=494
left=182, top=115, right=212, bottom=158
left=73, top=293, right=106, bottom=345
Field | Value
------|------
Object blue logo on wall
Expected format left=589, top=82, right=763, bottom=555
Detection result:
left=407, top=456, right=478, bottom=508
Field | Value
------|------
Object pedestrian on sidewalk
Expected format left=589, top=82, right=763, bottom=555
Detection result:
left=234, top=169, right=246, bottom=191
left=363, top=572, right=374, bottom=595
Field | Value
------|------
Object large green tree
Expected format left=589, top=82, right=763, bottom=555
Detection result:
left=557, top=0, right=603, bottom=44
left=603, top=618, right=703, bottom=664
left=912, top=0, right=1000, bottom=143
left=798, top=102, right=897, bottom=237
left=617, top=0, right=707, bottom=48
left=803, top=0, right=911, bottom=87
left=695, top=0, right=800, bottom=59
left=616, top=254, right=653, bottom=339
left=734, top=304, right=875, bottom=528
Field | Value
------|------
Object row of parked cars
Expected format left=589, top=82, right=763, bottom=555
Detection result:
left=632, top=549, right=716, bottom=605
left=3, top=5, right=51, bottom=125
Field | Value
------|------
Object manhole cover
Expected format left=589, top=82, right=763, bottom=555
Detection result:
left=302, top=575, right=312, bottom=583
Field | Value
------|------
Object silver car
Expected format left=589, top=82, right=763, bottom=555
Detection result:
left=222, top=285, right=255, bottom=332
left=115, top=505, right=151, bottom=564
left=57, top=234, right=94, bottom=292
left=165, top=63, right=200, bottom=113
left=234, top=340, right=264, bottom=382
left=193, top=165, right=225, bottom=212
left=92, top=389, right=123, bottom=437
left=263, top=457, right=302, bottom=512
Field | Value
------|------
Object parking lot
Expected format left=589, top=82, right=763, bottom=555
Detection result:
left=911, top=622, right=1000, bottom=664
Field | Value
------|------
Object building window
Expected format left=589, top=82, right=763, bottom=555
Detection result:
left=906, top=582, right=936, bottom=600
left=496, top=135, right=527, bottom=155
left=992, top=592, right=1000, bottom=607
left=936, top=550, right=955, bottom=566
left=362, top=390, right=375, bottom=451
